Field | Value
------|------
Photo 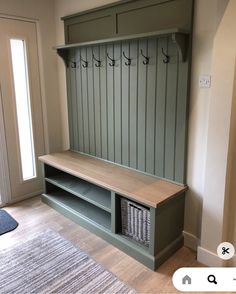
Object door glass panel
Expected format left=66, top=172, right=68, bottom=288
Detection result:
left=10, top=39, right=36, bottom=181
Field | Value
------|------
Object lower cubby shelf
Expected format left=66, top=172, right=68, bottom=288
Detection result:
left=42, top=191, right=111, bottom=231
left=39, top=151, right=187, bottom=270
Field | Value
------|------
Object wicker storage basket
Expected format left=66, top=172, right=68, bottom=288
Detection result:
left=121, top=198, right=150, bottom=247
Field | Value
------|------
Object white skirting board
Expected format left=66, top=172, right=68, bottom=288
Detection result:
left=183, top=231, right=199, bottom=251
left=197, top=246, right=226, bottom=267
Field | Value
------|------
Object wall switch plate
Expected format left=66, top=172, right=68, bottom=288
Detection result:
left=199, top=75, right=211, bottom=88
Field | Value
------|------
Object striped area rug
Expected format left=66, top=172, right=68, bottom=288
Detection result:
left=0, top=230, right=136, bottom=294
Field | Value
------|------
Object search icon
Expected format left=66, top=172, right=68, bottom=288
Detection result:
left=208, top=275, right=217, bottom=284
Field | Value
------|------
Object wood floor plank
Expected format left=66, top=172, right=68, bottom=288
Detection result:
left=0, top=196, right=202, bottom=294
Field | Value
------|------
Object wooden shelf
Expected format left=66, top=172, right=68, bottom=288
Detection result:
left=54, top=28, right=189, bottom=65
left=55, top=28, right=189, bottom=50
left=45, top=174, right=111, bottom=213
left=39, top=151, right=187, bottom=208
left=43, top=190, right=111, bottom=231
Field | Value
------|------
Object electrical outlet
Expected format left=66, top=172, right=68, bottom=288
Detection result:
left=199, top=75, right=211, bottom=88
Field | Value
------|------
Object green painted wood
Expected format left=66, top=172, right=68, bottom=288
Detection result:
left=66, top=51, right=74, bottom=150
left=42, top=192, right=156, bottom=270
left=42, top=162, right=187, bottom=270
left=75, top=48, right=85, bottom=152
left=70, top=49, right=79, bottom=151
left=114, top=43, right=122, bottom=164
left=116, top=0, right=192, bottom=37
left=155, top=235, right=183, bottom=268
left=155, top=193, right=185, bottom=253
left=44, top=190, right=111, bottom=230
left=57, top=29, right=189, bottom=52
left=65, top=35, right=190, bottom=184
left=45, top=175, right=111, bottom=213
left=62, top=0, right=168, bottom=20
left=164, top=38, right=178, bottom=180
left=87, top=47, right=96, bottom=156
left=175, top=60, right=189, bottom=183
left=149, top=207, right=157, bottom=256
left=137, top=39, right=147, bottom=172
left=92, top=46, right=102, bottom=157
left=80, top=47, right=90, bottom=154
left=111, top=191, right=121, bottom=234
left=107, top=44, right=115, bottom=162
left=146, top=38, right=157, bottom=174
left=121, top=42, right=130, bottom=166
left=155, top=37, right=167, bottom=177
left=129, top=40, right=138, bottom=169
left=100, top=44, right=108, bottom=160
left=63, top=0, right=193, bottom=44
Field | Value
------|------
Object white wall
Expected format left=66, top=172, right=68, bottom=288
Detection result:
left=197, top=0, right=236, bottom=266
left=0, top=0, right=61, bottom=153
left=185, top=0, right=229, bottom=248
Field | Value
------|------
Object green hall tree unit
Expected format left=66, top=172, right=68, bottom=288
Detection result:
left=40, top=0, right=194, bottom=270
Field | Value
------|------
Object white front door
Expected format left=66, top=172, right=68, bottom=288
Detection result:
left=0, top=17, right=45, bottom=203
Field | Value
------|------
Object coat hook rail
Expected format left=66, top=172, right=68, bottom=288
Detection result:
left=80, top=56, right=88, bottom=68
left=140, top=49, right=149, bottom=65
left=161, top=48, right=170, bottom=64
left=122, top=51, right=131, bottom=66
left=93, top=54, right=101, bottom=67
left=107, top=53, right=115, bottom=66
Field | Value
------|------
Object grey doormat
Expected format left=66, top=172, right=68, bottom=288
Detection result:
left=0, top=209, right=18, bottom=235
left=0, top=230, right=136, bottom=294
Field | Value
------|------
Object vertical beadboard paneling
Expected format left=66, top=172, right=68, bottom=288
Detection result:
left=93, top=46, right=102, bottom=157
left=155, top=37, right=167, bottom=178
left=114, top=43, right=122, bottom=164
left=164, top=38, right=179, bottom=181
left=121, top=42, right=130, bottom=167
left=70, top=49, right=79, bottom=151
left=107, top=44, right=115, bottom=162
left=87, top=47, right=95, bottom=155
left=67, top=50, right=74, bottom=150
left=80, top=47, right=90, bottom=154
left=100, top=44, right=108, bottom=159
left=137, top=39, right=147, bottom=172
left=146, top=39, right=157, bottom=174
left=66, top=36, right=189, bottom=184
left=75, top=48, right=84, bottom=152
left=129, top=40, right=138, bottom=169
left=175, top=59, right=188, bottom=183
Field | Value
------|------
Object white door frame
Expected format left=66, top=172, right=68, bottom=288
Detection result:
left=0, top=14, right=50, bottom=155
left=0, top=85, right=11, bottom=205
left=0, top=15, right=49, bottom=205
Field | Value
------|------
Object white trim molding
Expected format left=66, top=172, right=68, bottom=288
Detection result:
left=197, top=246, right=226, bottom=267
left=183, top=231, right=199, bottom=251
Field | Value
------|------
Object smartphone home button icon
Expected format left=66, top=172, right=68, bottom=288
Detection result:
left=182, top=275, right=191, bottom=285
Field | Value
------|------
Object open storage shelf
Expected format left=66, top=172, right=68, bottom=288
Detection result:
left=39, top=151, right=187, bottom=270
left=43, top=188, right=111, bottom=231
left=45, top=171, right=111, bottom=213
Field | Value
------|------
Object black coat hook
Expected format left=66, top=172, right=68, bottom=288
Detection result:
left=80, top=56, right=88, bottom=68
left=122, top=51, right=131, bottom=66
left=93, top=54, right=101, bottom=67
left=70, top=61, right=77, bottom=68
left=161, top=48, right=170, bottom=64
left=107, top=53, right=115, bottom=66
left=140, top=49, right=149, bottom=65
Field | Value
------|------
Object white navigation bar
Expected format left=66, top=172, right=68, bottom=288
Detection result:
left=173, top=267, right=236, bottom=292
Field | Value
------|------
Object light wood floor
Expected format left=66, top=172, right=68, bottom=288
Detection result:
left=1, top=196, right=202, bottom=293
